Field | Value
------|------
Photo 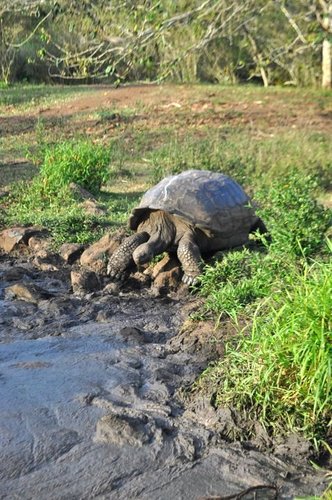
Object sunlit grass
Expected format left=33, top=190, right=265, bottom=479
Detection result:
left=198, top=249, right=331, bottom=448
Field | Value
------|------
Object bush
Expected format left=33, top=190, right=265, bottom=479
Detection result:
left=197, top=168, right=332, bottom=447
left=199, top=249, right=294, bottom=321
left=39, top=139, right=110, bottom=194
left=4, top=138, right=111, bottom=245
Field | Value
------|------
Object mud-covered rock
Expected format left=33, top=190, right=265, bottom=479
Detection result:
left=28, top=235, right=51, bottom=253
left=33, top=251, right=64, bottom=271
left=95, top=413, right=158, bottom=447
left=1, top=265, right=34, bottom=281
left=0, top=226, right=47, bottom=253
left=71, top=267, right=102, bottom=294
left=5, top=282, right=54, bottom=303
left=80, top=231, right=126, bottom=274
left=150, top=254, right=182, bottom=295
left=59, top=243, right=85, bottom=264
left=118, top=326, right=153, bottom=344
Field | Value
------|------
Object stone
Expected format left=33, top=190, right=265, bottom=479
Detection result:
left=118, top=326, right=152, bottom=343
left=81, top=199, right=107, bottom=216
left=71, top=268, right=102, bottom=295
left=80, top=231, right=126, bottom=274
left=151, top=254, right=182, bottom=294
left=5, top=283, right=54, bottom=304
left=28, top=235, right=51, bottom=253
left=69, top=183, right=96, bottom=201
left=2, top=266, right=33, bottom=281
left=33, top=252, right=64, bottom=272
left=0, top=226, right=47, bottom=253
left=59, top=243, right=85, bottom=264
left=95, top=413, right=155, bottom=447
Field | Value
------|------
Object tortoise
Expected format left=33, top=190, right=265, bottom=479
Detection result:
left=107, top=169, right=267, bottom=284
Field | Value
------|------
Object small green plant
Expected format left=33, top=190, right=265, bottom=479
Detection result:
left=5, top=180, right=108, bottom=245
left=196, top=173, right=332, bottom=448
left=256, top=171, right=331, bottom=257
left=199, top=248, right=294, bottom=321
left=39, top=139, right=110, bottom=194
left=4, top=139, right=112, bottom=245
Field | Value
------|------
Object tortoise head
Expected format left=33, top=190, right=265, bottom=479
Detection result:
left=132, top=242, right=154, bottom=266
left=132, top=210, right=176, bottom=267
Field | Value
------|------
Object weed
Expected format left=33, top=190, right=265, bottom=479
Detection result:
left=197, top=173, right=332, bottom=447
left=199, top=249, right=294, bottom=321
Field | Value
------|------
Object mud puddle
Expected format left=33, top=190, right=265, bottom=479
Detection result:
left=0, top=254, right=329, bottom=499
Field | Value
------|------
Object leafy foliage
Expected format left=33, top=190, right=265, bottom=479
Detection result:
left=1, top=0, right=329, bottom=86
left=4, top=138, right=111, bottom=244
left=256, top=171, right=331, bottom=257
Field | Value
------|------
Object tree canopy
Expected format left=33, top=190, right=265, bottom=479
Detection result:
left=1, top=0, right=331, bottom=87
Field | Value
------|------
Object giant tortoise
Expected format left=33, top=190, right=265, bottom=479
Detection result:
left=107, top=169, right=267, bottom=284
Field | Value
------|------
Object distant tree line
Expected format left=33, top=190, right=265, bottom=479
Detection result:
left=1, top=0, right=331, bottom=88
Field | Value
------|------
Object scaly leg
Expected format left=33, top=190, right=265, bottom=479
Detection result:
left=107, top=232, right=149, bottom=280
left=177, top=232, right=202, bottom=285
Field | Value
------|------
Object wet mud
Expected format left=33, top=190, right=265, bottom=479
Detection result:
left=0, top=251, right=329, bottom=499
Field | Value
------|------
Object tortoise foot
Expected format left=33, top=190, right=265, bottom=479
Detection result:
left=182, top=273, right=198, bottom=286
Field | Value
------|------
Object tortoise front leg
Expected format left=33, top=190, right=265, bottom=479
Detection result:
left=107, top=232, right=149, bottom=280
left=177, top=232, right=202, bottom=285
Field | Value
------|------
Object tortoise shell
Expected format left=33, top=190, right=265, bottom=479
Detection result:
left=129, top=170, right=257, bottom=235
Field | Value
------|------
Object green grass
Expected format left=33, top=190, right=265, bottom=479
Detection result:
left=0, top=83, right=96, bottom=110
left=198, top=250, right=331, bottom=447
left=2, top=138, right=124, bottom=245
left=146, top=130, right=332, bottom=189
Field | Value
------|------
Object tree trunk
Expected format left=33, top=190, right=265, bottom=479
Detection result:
left=322, top=2, right=332, bottom=89
left=322, top=38, right=331, bottom=88
left=243, top=25, right=269, bottom=88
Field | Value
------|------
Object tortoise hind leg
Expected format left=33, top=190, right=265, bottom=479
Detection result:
left=107, top=232, right=149, bottom=279
left=177, top=232, right=202, bottom=285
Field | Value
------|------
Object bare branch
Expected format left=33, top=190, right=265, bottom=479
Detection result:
left=9, top=8, right=53, bottom=48
left=277, top=1, right=307, bottom=44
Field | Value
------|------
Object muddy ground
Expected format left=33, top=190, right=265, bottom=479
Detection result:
left=0, top=239, right=330, bottom=500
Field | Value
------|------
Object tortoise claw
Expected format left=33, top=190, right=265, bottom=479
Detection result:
left=107, top=268, right=125, bottom=281
left=182, top=274, right=198, bottom=286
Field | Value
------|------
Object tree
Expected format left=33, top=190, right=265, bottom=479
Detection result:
left=0, top=0, right=54, bottom=83
left=2, top=0, right=332, bottom=87
left=315, top=0, right=332, bottom=88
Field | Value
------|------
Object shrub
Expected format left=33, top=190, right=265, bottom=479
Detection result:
left=197, top=168, right=332, bottom=447
left=199, top=249, right=294, bottom=321
left=39, top=139, right=110, bottom=194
